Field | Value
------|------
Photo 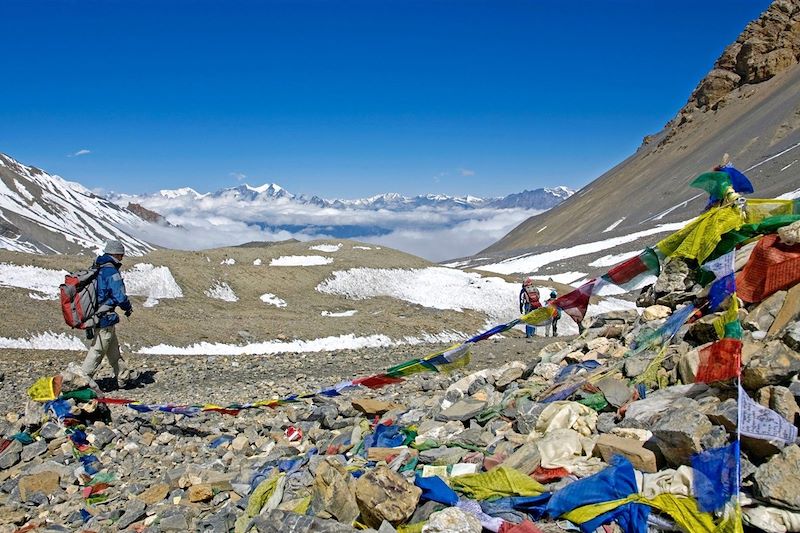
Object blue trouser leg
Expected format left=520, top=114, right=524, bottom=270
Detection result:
left=526, top=325, right=535, bottom=337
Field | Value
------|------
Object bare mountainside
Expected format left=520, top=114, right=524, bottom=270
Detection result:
left=479, top=0, right=800, bottom=264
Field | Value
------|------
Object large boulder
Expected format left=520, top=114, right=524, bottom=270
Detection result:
left=311, top=458, right=359, bottom=524
left=743, top=340, right=800, bottom=389
left=744, top=291, right=787, bottom=333
left=754, top=445, right=800, bottom=511
left=651, top=405, right=715, bottom=466
left=354, top=465, right=421, bottom=528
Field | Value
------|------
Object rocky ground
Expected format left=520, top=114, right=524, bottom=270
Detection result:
left=1, top=250, right=799, bottom=532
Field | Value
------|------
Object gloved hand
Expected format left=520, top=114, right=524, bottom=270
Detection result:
left=124, top=307, right=133, bottom=317
left=86, top=327, right=94, bottom=340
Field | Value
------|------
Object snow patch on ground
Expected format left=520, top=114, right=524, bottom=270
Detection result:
left=588, top=251, right=642, bottom=268
left=271, top=255, right=334, bottom=266
left=260, top=293, right=287, bottom=308
left=124, top=263, right=183, bottom=307
left=205, top=281, right=238, bottom=302
left=778, top=188, right=800, bottom=200
left=0, top=263, right=66, bottom=297
left=0, top=331, right=85, bottom=351
left=536, top=226, right=548, bottom=233
left=530, top=272, right=586, bottom=285
left=253, top=258, right=262, bottom=266
left=321, top=310, right=358, bottom=317
left=318, top=266, right=550, bottom=325
left=139, top=330, right=466, bottom=355
left=309, top=243, right=342, bottom=252
left=603, top=218, right=625, bottom=232
left=478, top=223, right=685, bottom=275
left=220, top=258, right=236, bottom=265
left=352, top=246, right=372, bottom=250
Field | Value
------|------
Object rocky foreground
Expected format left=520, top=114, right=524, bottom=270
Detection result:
left=1, top=266, right=799, bottom=532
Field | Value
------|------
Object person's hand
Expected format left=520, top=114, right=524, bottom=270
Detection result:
left=124, top=308, right=133, bottom=317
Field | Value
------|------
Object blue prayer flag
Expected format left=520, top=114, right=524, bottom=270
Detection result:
left=691, top=440, right=739, bottom=512
left=708, top=273, right=736, bottom=312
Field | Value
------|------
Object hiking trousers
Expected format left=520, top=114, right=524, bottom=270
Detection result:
left=82, top=325, right=126, bottom=379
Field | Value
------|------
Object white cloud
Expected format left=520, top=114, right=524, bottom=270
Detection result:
left=68, top=149, right=91, bottom=157
left=459, top=168, right=476, bottom=177
left=230, top=172, right=247, bottom=181
left=117, top=192, right=546, bottom=261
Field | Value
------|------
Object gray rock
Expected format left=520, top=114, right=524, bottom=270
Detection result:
left=596, top=377, right=632, bottom=408
left=438, top=399, right=487, bottom=422
left=90, top=426, right=116, bottom=449
left=757, top=386, right=800, bottom=425
left=783, top=321, right=800, bottom=352
left=706, top=399, right=738, bottom=431
left=247, top=509, right=359, bottom=532
left=0, top=439, right=23, bottom=469
left=596, top=412, right=618, bottom=434
left=117, top=498, right=147, bottom=530
left=39, top=422, right=61, bottom=441
left=652, top=406, right=714, bottom=466
left=158, top=511, right=188, bottom=531
left=20, top=439, right=47, bottom=462
left=655, top=259, right=691, bottom=294
left=744, top=291, right=786, bottom=332
left=419, top=446, right=467, bottom=466
left=754, top=445, right=800, bottom=511
left=624, top=353, right=657, bottom=378
left=743, top=340, right=800, bottom=389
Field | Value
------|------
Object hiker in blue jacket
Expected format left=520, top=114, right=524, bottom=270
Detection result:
left=81, top=240, right=134, bottom=390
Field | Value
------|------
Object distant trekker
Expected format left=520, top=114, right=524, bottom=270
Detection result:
left=545, top=290, right=561, bottom=337
left=81, top=240, right=134, bottom=390
left=519, top=278, right=541, bottom=338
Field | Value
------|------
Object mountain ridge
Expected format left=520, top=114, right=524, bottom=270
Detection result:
left=479, top=0, right=800, bottom=264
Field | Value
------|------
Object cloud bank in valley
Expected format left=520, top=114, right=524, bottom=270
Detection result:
left=120, top=192, right=545, bottom=262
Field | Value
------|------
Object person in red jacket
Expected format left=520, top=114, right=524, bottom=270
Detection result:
left=519, top=278, right=541, bottom=338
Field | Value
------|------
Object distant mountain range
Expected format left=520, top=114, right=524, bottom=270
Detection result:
left=0, top=151, right=574, bottom=257
left=115, top=184, right=575, bottom=212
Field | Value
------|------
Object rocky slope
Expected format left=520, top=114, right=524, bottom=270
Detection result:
left=0, top=153, right=154, bottom=256
left=479, top=0, right=800, bottom=266
left=1, top=222, right=798, bottom=532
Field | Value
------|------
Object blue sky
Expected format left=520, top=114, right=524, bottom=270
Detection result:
left=1, top=0, right=769, bottom=198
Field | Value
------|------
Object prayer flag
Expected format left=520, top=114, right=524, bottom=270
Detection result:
left=702, top=250, right=735, bottom=279
left=553, top=280, right=595, bottom=325
left=520, top=305, right=556, bottom=326
left=695, top=339, right=741, bottom=383
left=739, top=385, right=798, bottom=444
left=718, top=165, right=754, bottom=195
left=656, top=205, right=745, bottom=264
left=713, top=297, right=741, bottom=339
left=353, top=374, right=405, bottom=389
left=691, top=171, right=733, bottom=201
left=736, top=233, right=800, bottom=303
left=708, top=273, right=736, bottom=312
left=602, top=248, right=660, bottom=289
left=691, top=441, right=740, bottom=512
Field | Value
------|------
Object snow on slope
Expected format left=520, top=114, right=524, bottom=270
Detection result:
left=0, top=153, right=153, bottom=255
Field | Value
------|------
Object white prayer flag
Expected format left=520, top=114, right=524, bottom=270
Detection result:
left=739, top=385, right=798, bottom=444
left=702, top=250, right=735, bottom=279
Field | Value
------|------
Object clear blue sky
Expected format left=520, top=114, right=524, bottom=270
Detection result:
left=1, top=0, right=770, bottom=198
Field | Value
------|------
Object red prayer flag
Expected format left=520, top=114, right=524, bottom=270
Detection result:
left=498, top=520, right=545, bottom=533
left=553, top=279, right=596, bottom=324
left=695, top=339, right=742, bottom=383
left=737, top=233, right=800, bottom=303
left=532, top=465, right=569, bottom=483
left=96, top=397, right=134, bottom=405
left=352, top=374, right=405, bottom=389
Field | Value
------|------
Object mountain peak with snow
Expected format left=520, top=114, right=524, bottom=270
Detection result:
left=0, top=152, right=154, bottom=255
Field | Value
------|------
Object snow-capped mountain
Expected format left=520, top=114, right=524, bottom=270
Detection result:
left=0, top=153, right=154, bottom=255
left=145, top=184, right=574, bottom=212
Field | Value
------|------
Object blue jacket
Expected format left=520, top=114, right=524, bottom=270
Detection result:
left=93, top=254, right=132, bottom=328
